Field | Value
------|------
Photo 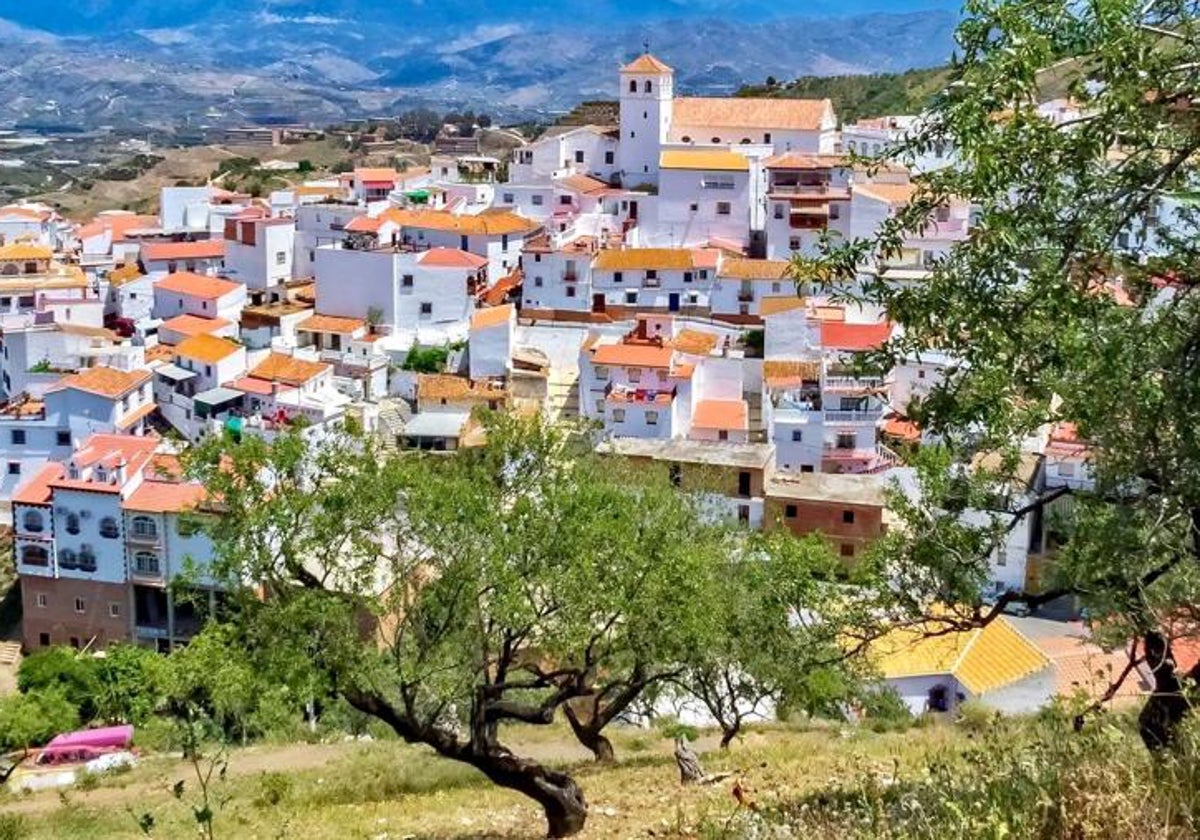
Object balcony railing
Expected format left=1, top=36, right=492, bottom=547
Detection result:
left=737, top=290, right=754, bottom=302
left=127, top=529, right=161, bottom=545
left=824, top=408, right=883, bottom=424
left=563, top=271, right=579, bottom=283
left=824, top=376, right=885, bottom=391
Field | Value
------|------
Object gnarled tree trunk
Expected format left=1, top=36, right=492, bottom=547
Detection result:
left=1139, top=631, right=1198, bottom=751
left=472, top=748, right=588, bottom=837
left=563, top=698, right=616, bottom=763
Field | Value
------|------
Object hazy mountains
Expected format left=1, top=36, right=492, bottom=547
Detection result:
left=0, top=5, right=959, bottom=131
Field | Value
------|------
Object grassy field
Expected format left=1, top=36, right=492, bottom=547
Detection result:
left=1, top=712, right=1194, bottom=840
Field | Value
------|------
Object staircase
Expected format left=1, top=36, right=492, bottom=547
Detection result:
left=745, top=390, right=766, bottom=443
left=376, top=399, right=411, bottom=451
left=545, top=370, right=581, bottom=423
left=0, top=641, right=20, bottom=667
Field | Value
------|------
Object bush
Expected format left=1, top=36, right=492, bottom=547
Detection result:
left=94, top=644, right=166, bottom=725
left=857, top=686, right=913, bottom=732
left=255, top=771, right=293, bottom=807
left=0, top=814, right=28, bottom=840
left=401, top=345, right=449, bottom=374
left=0, top=688, right=80, bottom=751
left=956, top=699, right=998, bottom=733
left=18, top=647, right=98, bottom=718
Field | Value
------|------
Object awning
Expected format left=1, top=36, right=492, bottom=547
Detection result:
left=193, top=387, right=245, bottom=408
left=155, top=363, right=197, bottom=382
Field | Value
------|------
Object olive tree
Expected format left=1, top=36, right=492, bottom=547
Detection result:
left=803, top=0, right=1200, bottom=748
left=188, top=416, right=727, bottom=837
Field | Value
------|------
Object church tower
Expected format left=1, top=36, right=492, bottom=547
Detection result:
left=617, top=53, right=674, bottom=187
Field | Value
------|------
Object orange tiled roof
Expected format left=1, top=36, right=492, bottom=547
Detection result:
left=142, top=240, right=226, bottom=262
left=383, top=208, right=540, bottom=237
left=621, top=54, right=673, bottom=74
left=673, top=97, right=831, bottom=131
left=883, top=415, right=921, bottom=442
left=418, top=374, right=507, bottom=403
left=760, top=296, right=808, bottom=316
left=0, top=205, right=49, bottom=222
left=124, top=480, right=207, bottom=513
left=721, top=258, right=792, bottom=281
left=593, top=248, right=694, bottom=272
left=161, top=313, right=232, bottom=338
left=854, top=182, right=919, bottom=206
left=175, top=334, right=243, bottom=364
left=418, top=247, right=489, bottom=269
left=672, top=329, right=719, bottom=356
left=12, top=462, right=63, bottom=506
left=692, top=399, right=749, bottom=431
left=115, top=401, right=158, bottom=431
left=248, top=352, right=329, bottom=385
left=559, top=174, right=610, bottom=195
left=49, top=433, right=159, bottom=494
left=481, top=268, right=523, bottom=306
left=53, top=366, right=152, bottom=399
left=145, top=344, right=174, bottom=363
left=344, top=215, right=385, bottom=234
left=821, top=321, right=893, bottom=351
left=591, top=341, right=674, bottom=369
left=298, top=313, right=366, bottom=335
left=155, top=271, right=241, bottom=300
left=471, top=304, right=514, bottom=331
left=107, top=263, right=145, bottom=287
left=355, top=168, right=400, bottom=183
left=229, top=376, right=278, bottom=396
left=763, top=152, right=848, bottom=170
left=78, top=213, right=158, bottom=242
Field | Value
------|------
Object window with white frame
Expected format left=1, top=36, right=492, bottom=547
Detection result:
left=131, top=515, right=158, bottom=540
left=612, top=408, right=626, bottom=423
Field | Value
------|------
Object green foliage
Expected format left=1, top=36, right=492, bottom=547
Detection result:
left=856, top=686, right=914, bottom=733
left=400, top=344, right=449, bottom=373
left=0, top=688, right=80, bottom=751
left=0, top=814, right=28, bottom=840
left=707, top=714, right=1200, bottom=839
left=254, top=772, right=293, bottom=808
left=18, top=647, right=99, bottom=719
left=94, top=644, right=166, bottom=725
left=738, top=66, right=951, bottom=123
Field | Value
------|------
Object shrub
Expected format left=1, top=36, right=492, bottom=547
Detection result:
left=255, top=772, right=293, bottom=808
left=857, top=686, right=913, bottom=732
left=0, top=814, right=28, bottom=840
left=18, top=647, right=98, bottom=717
left=401, top=345, right=449, bottom=374
left=0, top=688, right=80, bottom=751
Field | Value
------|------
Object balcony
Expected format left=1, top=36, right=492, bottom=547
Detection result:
left=824, top=408, right=883, bottom=424
left=822, top=443, right=899, bottom=474
left=563, top=270, right=579, bottom=283
left=769, top=184, right=850, bottom=201
left=131, top=563, right=165, bottom=585
left=126, top=528, right=161, bottom=546
left=737, top=290, right=754, bottom=302
left=823, top=376, right=885, bottom=392
left=605, top=383, right=676, bottom=405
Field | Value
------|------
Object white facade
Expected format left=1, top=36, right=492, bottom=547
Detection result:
left=617, top=62, right=674, bottom=186
left=222, top=217, right=296, bottom=295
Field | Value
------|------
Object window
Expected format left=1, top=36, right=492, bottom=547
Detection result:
left=785, top=504, right=798, bottom=519
left=566, top=286, right=577, bottom=298
left=716, top=202, right=732, bottom=216
left=22, top=510, right=44, bottom=533
left=682, top=135, right=692, bottom=143
left=593, top=365, right=609, bottom=379
left=35, top=593, right=47, bottom=608
left=791, top=430, right=803, bottom=442
left=74, top=597, right=86, bottom=614
left=559, top=195, right=573, bottom=206
left=10, top=429, right=25, bottom=445
left=133, top=552, right=160, bottom=576
left=205, top=365, right=212, bottom=377
left=275, top=251, right=287, bottom=265
left=574, top=150, right=584, bottom=164
left=628, top=367, right=642, bottom=383
left=6, top=462, right=18, bottom=476
left=764, top=133, right=772, bottom=143
left=800, top=465, right=815, bottom=474
left=533, top=276, right=544, bottom=288
left=65, top=512, right=80, bottom=535
left=683, top=271, right=693, bottom=283
left=612, top=408, right=626, bottom=423
left=625, top=291, right=637, bottom=305
left=644, top=80, right=652, bottom=93
left=58, top=548, right=77, bottom=569
left=629, top=80, right=637, bottom=93
left=56, top=431, right=70, bottom=446
left=719, top=430, right=729, bottom=441
left=99, top=516, right=119, bottom=539
left=38, top=632, right=49, bottom=647
left=613, top=271, right=623, bottom=284
left=711, top=137, right=721, bottom=144
left=829, top=204, right=841, bottom=220
left=738, top=471, right=752, bottom=497
left=605, top=151, right=615, bottom=165
left=689, top=202, right=699, bottom=213
left=789, top=237, right=802, bottom=251
left=646, top=410, right=659, bottom=426
left=402, top=274, right=414, bottom=288
left=840, top=544, right=855, bottom=558
left=420, top=302, right=433, bottom=316
left=78, top=545, right=96, bottom=572
left=532, top=194, right=544, bottom=206
left=842, top=510, right=856, bottom=524
left=131, top=515, right=158, bottom=540
left=21, top=545, right=48, bottom=567
left=774, top=204, right=785, bottom=220
left=646, top=269, right=658, bottom=281
left=503, top=193, right=514, bottom=203
left=702, top=174, right=735, bottom=190
left=109, top=603, right=121, bottom=618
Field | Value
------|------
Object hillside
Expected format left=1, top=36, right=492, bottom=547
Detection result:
left=738, top=65, right=952, bottom=123
left=2, top=714, right=1195, bottom=839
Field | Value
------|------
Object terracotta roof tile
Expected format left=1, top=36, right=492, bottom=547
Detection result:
left=673, top=97, right=831, bottom=131
left=298, top=314, right=367, bottom=335
left=621, top=54, right=673, bottom=74
left=854, top=182, right=919, bottom=206
left=154, top=271, right=241, bottom=300
left=175, top=334, right=243, bottom=364
left=593, top=248, right=694, bottom=272
left=821, top=321, right=893, bottom=351
left=672, top=329, right=719, bottom=356
left=248, top=352, right=329, bottom=385
left=12, top=462, right=63, bottom=505
left=692, top=399, right=749, bottom=431
left=470, top=304, right=514, bottom=331
left=418, top=374, right=507, bottom=403
left=142, top=240, right=225, bottom=262
left=161, top=314, right=232, bottom=338
left=52, top=366, right=152, bottom=399
left=591, top=341, right=674, bottom=369
left=383, top=208, right=540, bottom=237
left=124, top=480, right=207, bottom=513
left=417, top=248, right=489, bottom=269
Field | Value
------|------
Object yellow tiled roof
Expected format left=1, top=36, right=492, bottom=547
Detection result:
left=593, top=248, right=694, bottom=271
left=870, top=617, right=1049, bottom=695
left=660, top=150, right=749, bottom=172
left=720, top=258, right=792, bottom=281
left=0, top=243, right=52, bottom=261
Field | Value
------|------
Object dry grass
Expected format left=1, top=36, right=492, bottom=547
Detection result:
left=5, top=714, right=1196, bottom=840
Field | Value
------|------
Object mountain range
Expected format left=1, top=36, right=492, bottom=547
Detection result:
left=0, top=4, right=961, bottom=131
